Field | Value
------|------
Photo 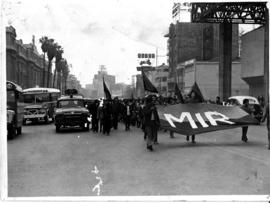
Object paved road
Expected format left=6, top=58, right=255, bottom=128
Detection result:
left=8, top=122, right=270, bottom=196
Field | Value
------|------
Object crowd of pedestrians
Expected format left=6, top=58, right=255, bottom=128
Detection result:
left=86, top=93, right=269, bottom=151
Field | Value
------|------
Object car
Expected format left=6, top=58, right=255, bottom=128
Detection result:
left=54, top=95, right=90, bottom=132
left=227, top=96, right=263, bottom=122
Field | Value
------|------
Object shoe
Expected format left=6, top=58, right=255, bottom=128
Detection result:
left=242, top=137, right=248, bottom=142
left=147, top=145, right=154, bottom=151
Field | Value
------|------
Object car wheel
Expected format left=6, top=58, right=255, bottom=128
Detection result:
left=44, top=115, right=49, bottom=124
left=8, top=125, right=16, bottom=140
left=56, top=125, right=60, bottom=132
left=85, top=123, right=90, bottom=131
left=17, top=127, right=22, bottom=135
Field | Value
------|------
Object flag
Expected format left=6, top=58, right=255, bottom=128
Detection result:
left=141, top=71, right=158, bottom=93
left=103, top=78, right=111, bottom=100
left=157, top=103, right=259, bottom=136
left=188, top=82, right=204, bottom=102
left=175, top=83, right=184, bottom=103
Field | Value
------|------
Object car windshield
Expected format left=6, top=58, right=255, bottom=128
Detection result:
left=58, top=99, right=84, bottom=108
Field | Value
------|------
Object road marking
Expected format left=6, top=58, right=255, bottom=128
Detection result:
left=91, top=165, right=102, bottom=196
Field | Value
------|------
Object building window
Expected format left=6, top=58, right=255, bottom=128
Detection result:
left=162, top=86, right=167, bottom=92
left=162, top=77, right=167, bottom=82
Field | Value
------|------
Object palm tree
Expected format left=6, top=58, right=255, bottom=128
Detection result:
left=39, top=36, right=49, bottom=87
left=53, top=44, right=64, bottom=88
left=62, top=61, right=70, bottom=92
left=46, top=39, right=56, bottom=87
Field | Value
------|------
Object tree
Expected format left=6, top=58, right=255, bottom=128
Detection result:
left=39, top=36, right=49, bottom=87
left=46, top=39, right=57, bottom=87
left=62, top=61, right=70, bottom=92
left=53, top=44, right=64, bottom=89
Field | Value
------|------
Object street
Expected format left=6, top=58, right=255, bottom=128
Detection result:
left=8, top=122, right=270, bottom=196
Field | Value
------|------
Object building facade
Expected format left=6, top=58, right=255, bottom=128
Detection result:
left=150, top=64, right=169, bottom=97
left=241, top=26, right=265, bottom=97
left=6, top=26, right=51, bottom=89
left=176, top=59, right=249, bottom=101
left=92, top=66, right=116, bottom=98
left=165, top=22, right=239, bottom=94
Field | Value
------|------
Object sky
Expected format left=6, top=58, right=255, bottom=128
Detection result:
left=2, top=0, right=177, bottom=86
left=2, top=0, right=259, bottom=87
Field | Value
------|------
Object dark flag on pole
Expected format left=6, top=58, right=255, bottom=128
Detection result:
left=188, top=82, right=204, bottom=102
left=141, top=70, right=158, bottom=93
left=175, top=83, right=184, bottom=103
left=103, top=78, right=112, bottom=100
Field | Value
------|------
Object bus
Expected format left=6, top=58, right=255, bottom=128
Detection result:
left=7, top=81, right=24, bottom=139
left=22, top=87, right=61, bottom=124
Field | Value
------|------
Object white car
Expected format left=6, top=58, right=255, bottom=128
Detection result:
left=227, top=96, right=263, bottom=122
left=227, top=96, right=259, bottom=106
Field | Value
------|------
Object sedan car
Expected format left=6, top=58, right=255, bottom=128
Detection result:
left=227, top=96, right=263, bottom=122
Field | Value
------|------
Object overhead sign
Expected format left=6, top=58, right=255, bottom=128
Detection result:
left=137, top=53, right=155, bottom=59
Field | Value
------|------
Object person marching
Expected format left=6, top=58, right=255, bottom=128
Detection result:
left=261, top=102, right=270, bottom=149
left=241, top=98, right=253, bottom=142
left=142, top=95, right=160, bottom=151
left=124, top=100, right=132, bottom=131
left=91, top=99, right=100, bottom=133
left=102, top=100, right=112, bottom=135
left=97, top=100, right=104, bottom=133
left=186, top=82, right=205, bottom=144
left=112, top=97, right=120, bottom=130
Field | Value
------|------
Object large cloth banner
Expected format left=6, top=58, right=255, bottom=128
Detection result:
left=157, top=103, right=260, bottom=135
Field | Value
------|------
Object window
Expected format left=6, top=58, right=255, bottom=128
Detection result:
left=162, top=77, right=167, bottom=82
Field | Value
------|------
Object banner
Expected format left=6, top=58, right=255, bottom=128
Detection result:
left=157, top=103, right=259, bottom=135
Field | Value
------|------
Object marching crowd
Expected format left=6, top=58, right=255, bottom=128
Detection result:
left=86, top=93, right=270, bottom=151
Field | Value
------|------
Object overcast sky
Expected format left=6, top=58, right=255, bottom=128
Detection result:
left=2, top=0, right=258, bottom=87
left=2, top=0, right=177, bottom=86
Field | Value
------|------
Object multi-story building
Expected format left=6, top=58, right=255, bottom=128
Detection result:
left=176, top=59, right=248, bottom=101
left=241, top=26, right=265, bottom=97
left=6, top=26, right=51, bottom=89
left=164, top=22, right=239, bottom=94
left=92, top=66, right=116, bottom=98
left=150, top=64, right=169, bottom=97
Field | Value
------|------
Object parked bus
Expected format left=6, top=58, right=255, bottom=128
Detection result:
left=7, top=81, right=24, bottom=139
left=22, top=87, right=61, bottom=124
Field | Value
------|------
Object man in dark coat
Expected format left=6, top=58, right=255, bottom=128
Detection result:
left=124, top=100, right=132, bottom=131
left=186, top=91, right=204, bottom=143
left=241, top=98, right=253, bottom=142
left=102, top=100, right=112, bottom=135
left=112, top=97, right=120, bottom=130
left=142, top=95, right=160, bottom=151
left=261, top=102, right=270, bottom=149
left=90, top=100, right=100, bottom=132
